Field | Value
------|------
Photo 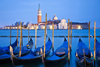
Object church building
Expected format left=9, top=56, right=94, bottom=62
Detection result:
left=58, top=19, right=67, bottom=29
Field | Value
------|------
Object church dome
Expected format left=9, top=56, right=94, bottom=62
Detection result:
left=53, top=15, right=58, bottom=20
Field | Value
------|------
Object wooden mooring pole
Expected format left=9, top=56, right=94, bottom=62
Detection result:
left=71, top=21, right=72, bottom=49
left=52, top=23, right=54, bottom=53
left=28, top=27, right=29, bottom=42
left=17, top=23, right=19, bottom=47
left=68, top=19, right=70, bottom=60
left=44, top=13, right=47, bottom=58
left=94, top=21, right=96, bottom=63
left=83, top=49, right=86, bottom=67
left=35, top=25, right=37, bottom=49
left=10, top=26, right=11, bottom=46
left=19, top=22, right=22, bottom=57
left=89, top=21, right=90, bottom=49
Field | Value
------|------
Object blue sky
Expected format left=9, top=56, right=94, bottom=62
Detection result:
left=0, top=0, right=100, bottom=27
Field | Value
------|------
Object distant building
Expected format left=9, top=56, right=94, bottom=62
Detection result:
left=39, top=15, right=60, bottom=29
left=37, top=4, right=42, bottom=24
left=4, top=26, right=17, bottom=29
left=3, top=4, right=89, bottom=30
left=53, top=15, right=58, bottom=20
left=36, top=4, right=88, bottom=30
left=71, top=22, right=88, bottom=29
left=59, top=19, right=67, bottom=29
left=28, top=24, right=38, bottom=29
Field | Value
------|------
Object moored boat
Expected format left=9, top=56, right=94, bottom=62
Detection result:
left=75, top=38, right=93, bottom=67
left=13, top=38, right=33, bottom=56
left=0, top=38, right=33, bottom=64
left=96, top=39, right=100, bottom=63
left=10, top=38, right=52, bottom=66
left=0, top=39, right=17, bottom=55
left=42, top=38, right=68, bottom=67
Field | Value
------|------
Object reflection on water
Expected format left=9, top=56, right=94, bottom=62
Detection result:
left=0, top=29, right=100, bottom=67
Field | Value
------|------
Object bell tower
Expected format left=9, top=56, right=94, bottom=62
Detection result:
left=37, top=4, right=42, bottom=24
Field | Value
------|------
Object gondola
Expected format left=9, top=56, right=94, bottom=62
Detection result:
left=10, top=37, right=52, bottom=66
left=75, top=38, right=93, bottom=67
left=13, top=38, right=33, bottom=56
left=96, top=39, right=100, bottom=63
left=0, top=38, right=33, bottom=64
left=42, top=38, right=68, bottom=67
left=0, top=39, right=17, bottom=55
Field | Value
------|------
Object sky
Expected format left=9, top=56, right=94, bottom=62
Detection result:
left=0, top=0, right=100, bottom=27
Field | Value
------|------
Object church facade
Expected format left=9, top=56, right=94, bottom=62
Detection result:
left=58, top=19, right=67, bottom=29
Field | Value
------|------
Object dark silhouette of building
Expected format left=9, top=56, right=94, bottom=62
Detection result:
left=71, top=22, right=88, bottom=29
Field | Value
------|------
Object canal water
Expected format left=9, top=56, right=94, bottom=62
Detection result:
left=0, top=29, right=100, bottom=67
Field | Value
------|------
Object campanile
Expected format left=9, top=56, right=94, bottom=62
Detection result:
left=37, top=4, right=42, bottom=24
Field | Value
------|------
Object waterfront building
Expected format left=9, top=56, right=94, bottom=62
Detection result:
left=27, top=23, right=38, bottom=29
left=58, top=19, right=67, bottom=29
left=38, top=23, right=45, bottom=29
left=4, top=26, right=17, bottom=29
left=39, top=22, right=57, bottom=29
left=39, top=15, right=60, bottom=29
left=71, top=22, right=88, bottom=29
left=4, top=22, right=27, bottom=29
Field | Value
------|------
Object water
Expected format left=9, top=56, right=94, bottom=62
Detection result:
left=0, top=29, right=100, bottom=67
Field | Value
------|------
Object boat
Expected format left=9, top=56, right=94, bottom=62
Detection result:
left=75, top=38, right=93, bottom=67
left=10, top=37, right=52, bottom=66
left=96, top=39, right=100, bottom=63
left=0, top=38, right=33, bottom=64
left=13, top=38, right=33, bottom=56
left=0, top=39, right=17, bottom=55
left=42, top=38, right=68, bottom=67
